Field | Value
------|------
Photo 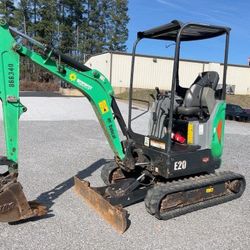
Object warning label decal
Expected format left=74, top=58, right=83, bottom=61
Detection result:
left=98, top=100, right=109, bottom=114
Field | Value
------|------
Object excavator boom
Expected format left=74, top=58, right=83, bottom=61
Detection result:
left=0, top=20, right=128, bottom=228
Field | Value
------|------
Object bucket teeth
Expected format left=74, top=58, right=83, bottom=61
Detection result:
left=27, top=200, right=48, bottom=218
left=74, top=176, right=129, bottom=234
left=0, top=178, right=47, bottom=223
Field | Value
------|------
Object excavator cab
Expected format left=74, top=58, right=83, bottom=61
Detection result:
left=92, top=20, right=245, bottom=232
left=121, top=20, right=231, bottom=177
left=129, top=21, right=226, bottom=136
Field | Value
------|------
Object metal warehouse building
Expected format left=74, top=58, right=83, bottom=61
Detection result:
left=85, top=52, right=250, bottom=95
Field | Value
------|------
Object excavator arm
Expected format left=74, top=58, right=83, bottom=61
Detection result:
left=0, top=20, right=126, bottom=174
left=0, top=20, right=128, bottom=230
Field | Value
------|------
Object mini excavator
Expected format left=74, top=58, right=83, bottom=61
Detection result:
left=0, top=19, right=246, bottom=234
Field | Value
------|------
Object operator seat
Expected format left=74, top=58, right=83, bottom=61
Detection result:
left=177, top=71, right=219, bottom=116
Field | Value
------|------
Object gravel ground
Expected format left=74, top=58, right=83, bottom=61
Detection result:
left=0, top=97, right=249, bottom=250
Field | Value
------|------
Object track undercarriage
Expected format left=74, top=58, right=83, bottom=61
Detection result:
left=74, top=161, right=246, bottom=233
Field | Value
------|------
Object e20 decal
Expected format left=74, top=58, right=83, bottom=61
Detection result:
left=174, top=160, right=187, bottom=171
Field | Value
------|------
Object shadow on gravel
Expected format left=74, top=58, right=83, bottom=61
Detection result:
left=9, top=158, right=108, bottom=224
left=37, top=158, right=108, bottom=209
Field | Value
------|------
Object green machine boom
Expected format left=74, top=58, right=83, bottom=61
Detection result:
left=0, top=19, right=125, bottom=170
left=0, top=20, right=128, bottom=230
left=0, top=20, right=246, bottom=234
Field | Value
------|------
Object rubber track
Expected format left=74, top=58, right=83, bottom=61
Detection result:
left=145, top=171, right=246, bottom=220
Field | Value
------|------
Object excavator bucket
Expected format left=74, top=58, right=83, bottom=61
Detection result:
left=74, top=176, right=129, bottom=234
left=0, top=179, right=47, bottom=222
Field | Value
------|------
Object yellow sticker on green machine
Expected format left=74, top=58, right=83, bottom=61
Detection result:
left=99, top=100, right=109, bottom=114
left=206, top=186, right=214, bottom=193
left=187, top=123, right=193, bottom=144
left=69, top=72, right=77, bottom=81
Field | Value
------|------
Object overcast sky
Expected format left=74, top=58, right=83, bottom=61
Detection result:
left=127, top=0, right=250, bottom=65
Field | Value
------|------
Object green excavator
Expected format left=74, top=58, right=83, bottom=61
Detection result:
left=0, top=19, right=246, bottom=234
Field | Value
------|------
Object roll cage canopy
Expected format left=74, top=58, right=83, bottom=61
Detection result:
left=137, top=20, right=231, bottom=41
left=128, top=20, right=230, bottom=154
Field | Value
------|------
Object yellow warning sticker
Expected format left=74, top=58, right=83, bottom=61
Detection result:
left=206, top=186, right=214, bottom=193
left=187, top=123, right=194, bottom=144
left=69, top=73, right=77, bottom=81
left=98, top=100, right=109, bottom=114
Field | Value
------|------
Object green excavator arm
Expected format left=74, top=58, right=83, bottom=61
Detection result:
left=0, top=20, right=128, bottom=230
left=0, top=20, right=125, bottom=174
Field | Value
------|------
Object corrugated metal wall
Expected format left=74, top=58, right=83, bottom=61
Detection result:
left=179, top=60, right=205, bottom=88
left=85, top=53, right=111, bottom=81
left=85, top=52, right=250, bottom=94
left=226, top=66, right=250, bottom=94
left=111, top=53, right=131, bottom=88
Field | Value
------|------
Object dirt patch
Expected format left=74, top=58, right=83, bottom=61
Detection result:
left=226, top=95, right=250, bottom=108
left=116, top=88, right=155, bottom=103
left=20, top=80, right=59, bottom=92
left=116, top=88, right=250, bottom=108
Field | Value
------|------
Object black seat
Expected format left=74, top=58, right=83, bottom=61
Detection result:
left=177, top=71, right=219, bottom=116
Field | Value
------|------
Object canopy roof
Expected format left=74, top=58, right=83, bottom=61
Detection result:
left=137, top=20, right=230, bottom=41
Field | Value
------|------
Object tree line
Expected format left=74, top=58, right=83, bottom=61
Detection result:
left=0, top=0, right=129, bottom=88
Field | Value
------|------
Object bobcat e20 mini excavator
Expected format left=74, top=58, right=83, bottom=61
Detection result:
left=0, top=19, right=246, bottom=233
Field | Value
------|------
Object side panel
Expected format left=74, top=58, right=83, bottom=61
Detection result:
left=210, top=102, right=226, bottom=158
left=186, top=100, right=226, bottom=160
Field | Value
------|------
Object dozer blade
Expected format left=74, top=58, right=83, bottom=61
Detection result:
left=0, top=180, right=47, bottom=222
left=74, top=176, right=129, bottom=234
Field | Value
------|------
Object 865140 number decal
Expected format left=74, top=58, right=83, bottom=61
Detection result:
left=8, top=64, right=15, bottom=88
